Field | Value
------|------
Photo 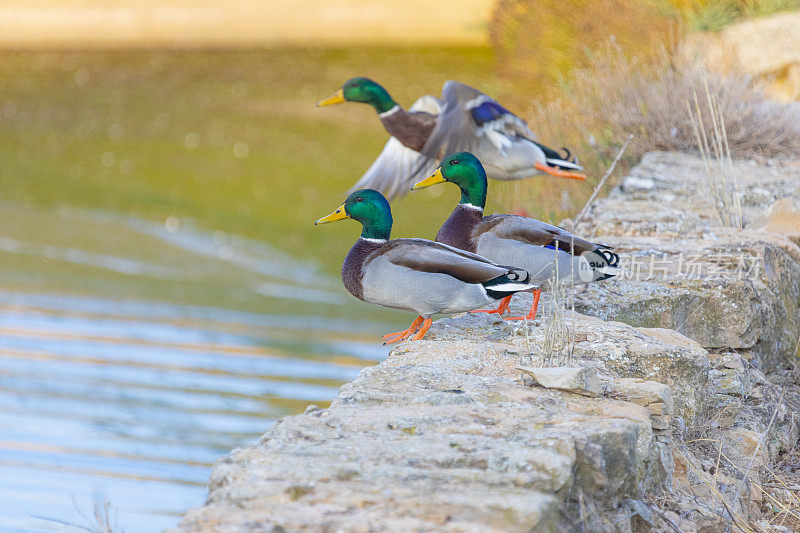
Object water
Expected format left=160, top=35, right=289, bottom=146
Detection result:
left=0, top=202, right=396, bottom=532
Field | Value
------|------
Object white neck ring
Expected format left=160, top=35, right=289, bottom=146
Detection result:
left=378, top=105, right=400, bottom=118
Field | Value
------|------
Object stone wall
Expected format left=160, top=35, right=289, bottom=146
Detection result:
left=174, top=152, right=800, bottom=532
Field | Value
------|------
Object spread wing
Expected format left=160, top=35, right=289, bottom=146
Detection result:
left=346, top=137, right=439, bottom=200
left=347, top=95, right=442, bottom=200
left=481, top=215, right=610, bottom=255
left=377, top=238, right=527, bottom=284
left=421, top=81, right=537, bottom=160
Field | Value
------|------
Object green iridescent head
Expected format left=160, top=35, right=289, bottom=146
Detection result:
left=315, top=189, right=393, bottom=240
left=317, top=77, right=397, bottom=114
left=412, top=152, right=487, bottom=209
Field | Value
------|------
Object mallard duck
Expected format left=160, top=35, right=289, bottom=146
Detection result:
left=411, top=152, right=618, bottom=321
left=315, top=188, right=537, bottom=342
left=318, top=78, right=585, bottom=200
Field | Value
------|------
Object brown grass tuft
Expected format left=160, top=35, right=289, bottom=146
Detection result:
left=569, top=45, right=800, bottom=159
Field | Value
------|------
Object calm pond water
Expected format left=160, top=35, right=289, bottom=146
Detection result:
left=0, top=201, right=397, bottom=532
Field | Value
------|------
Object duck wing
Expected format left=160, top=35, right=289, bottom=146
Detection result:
left=347, top=95, right=442, bottom=200
left=377, top=238, right=529, bottom=284
left=422, top=82, right=582, bottom=177
left=481, top=214, right=609, bottom=255
left=421, top=81, right=537, bottom=159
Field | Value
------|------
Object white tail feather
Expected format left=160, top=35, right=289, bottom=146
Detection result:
left=487, top=282, right=537, bottom=292
left=545, top=158, right=583, bottom=171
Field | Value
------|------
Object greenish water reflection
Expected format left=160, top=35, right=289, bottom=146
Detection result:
left=0, top=48, right=500, bottom=531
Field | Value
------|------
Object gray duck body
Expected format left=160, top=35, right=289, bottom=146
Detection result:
left=435, top=206, right=618, bottom=287
left=340, top=236, right=534, bottom=318
left=349, top=81, right=584, bottom=200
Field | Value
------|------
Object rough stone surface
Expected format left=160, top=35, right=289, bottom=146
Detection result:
left=609, top=379, right=674, bottom=414
left=518, top=366, right=603, bottom=396
left=175, top=153, right=800, bottom=532
left=571, top=152, right=800, bottom=372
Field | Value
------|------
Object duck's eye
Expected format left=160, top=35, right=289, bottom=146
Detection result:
left=450, top=159, right=460, bottom=165
left=355, top=197, right=363, bottom=202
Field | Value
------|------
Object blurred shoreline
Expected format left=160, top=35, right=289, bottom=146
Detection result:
left=0, top=0, right=493, bottom=48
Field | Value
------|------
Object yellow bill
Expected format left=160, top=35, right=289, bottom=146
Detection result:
left=315, top=203, right=348, bottom=225
left=317, top=88, right=346, bottom=107
left=411, top=168, right=445, bottom=190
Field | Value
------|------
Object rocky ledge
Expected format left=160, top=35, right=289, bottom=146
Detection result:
left=174, top=152, right=800, bottom=532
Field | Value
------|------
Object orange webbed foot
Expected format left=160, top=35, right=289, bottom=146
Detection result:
left=505, top=289, right=541, bottom=321
left=470, top=295, right=512, bottom=316
left=383, top=316, right=424, bottom=344
left=411, top=318, right=433, bottom=341
left=534, top=161, right=586, bottom=181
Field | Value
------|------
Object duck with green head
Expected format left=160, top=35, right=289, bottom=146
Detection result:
left=315, top=188, right=536, bottom=342
left=412, top=152, right=619, bottom=320
left=318, top=78, right=585, bottom=200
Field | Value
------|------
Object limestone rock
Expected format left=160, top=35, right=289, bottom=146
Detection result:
left=721, top=427, right=770, bottom=469
left=175, top=338, right=651, bottom=532
left=608, top=378, right=674, bottom=414
left=430, top=300, right=710, bottom=424
left=517, top=366, right=603, bottom=396
left=573, top=152, right=800, bottom=371
left=710, top=368, right=749, bottom=397
left=173, top=314, right=709, bottom=532
left=649, top=415, right=670, bottom=431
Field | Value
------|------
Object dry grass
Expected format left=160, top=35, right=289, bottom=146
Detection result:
left=688, top=85, right=744, bottom=228
left=672, top=435, right=800, bottom=532
left=33, top=495, right=121, bottom=533
left=515, top=254, right=577, bottom=368
left=490, top=1, right=800, bottom=219
left=671, top=368, right=800, bottom=532
left=540, top=282, right=574, bottom=367
left=495, top=44, right=800, bottom=218
left=568, top=45, right=800, bottom=159
left=570, top=134, right=633, bottom=230
left=517, top=243, right=579, bottom=368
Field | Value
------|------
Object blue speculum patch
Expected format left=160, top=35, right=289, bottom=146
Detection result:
left=470, top=101, right=512, bottom=127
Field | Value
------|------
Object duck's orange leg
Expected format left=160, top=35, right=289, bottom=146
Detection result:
left=506, top=289, right=541, bottom=321
left=382, top=316, right=424, bottom=344
left=411, top=318, right=433, bottom=340
left=471, top=295, right=512, bottom=316
left=534, top=161, right=586, bottom=181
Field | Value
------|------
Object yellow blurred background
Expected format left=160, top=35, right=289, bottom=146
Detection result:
left=0, top=0, right=494, bottom=47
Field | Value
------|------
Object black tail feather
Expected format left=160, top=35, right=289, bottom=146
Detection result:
left=483, top=267, right=535, bottom=299
left=532, top=140, right=564, bottom=161
left=584, top=249, right=620, bottom=282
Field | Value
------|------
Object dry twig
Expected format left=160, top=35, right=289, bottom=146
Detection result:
left=572, top=134, right=634, bottom=230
